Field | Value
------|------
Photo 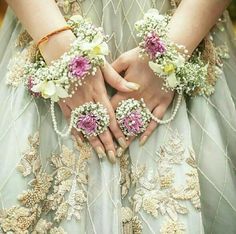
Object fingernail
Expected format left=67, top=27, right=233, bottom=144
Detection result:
left=114, top=141, right=118, bottom=149
left=139, top=136, right=148, bottom=146
left=125, top=82, right=140, bottom=91
left=77, top=136, right=84, bottom=146
left=96, top=147, right=106, bottom=159
left=116, top=147, right=124, bottom=158
left=108, top=150, right=116, bottom=164
left=118, top=137, right=127, bottom=149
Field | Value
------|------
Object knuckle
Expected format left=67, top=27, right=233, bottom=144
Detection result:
left=114, top=76, right=123, bottom=86
left=89, top=137, right=99, bottom=146
left=118, top=55, right=125, bottom=64
left=64, top=112, right=71, bottom=119
left=102, top=138, right=113, bottom=148
left=110, top=125, right=120, bottom=137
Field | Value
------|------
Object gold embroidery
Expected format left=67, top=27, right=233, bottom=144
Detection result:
left=18, top=173, right=53, bottom=208
left=0, top=133, right=91, bottom=233
left=121, top=207, right=143, bottom=234
left=33, top=219, right=53, bottom=233
left=6, top=43, right=37, bottom=88
left=120, top=153, right=131, bottom=198
left=160, top=219, right=185, bottom=234
left=128, top=131, right=201, bottom=232
left=56, top=0, right=83, bottom=16
left=0, top=206, right=37, bottom=233
left=16, top=30, right=32, bottom=48
left=47, top=144, right=91, bottom=221
left=50, top=226, right=67, bottom=234
left=172, top=170, right=201, bottom=210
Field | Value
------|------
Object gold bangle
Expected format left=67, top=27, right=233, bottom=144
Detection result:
left=36, top=25, right=72, bottom=48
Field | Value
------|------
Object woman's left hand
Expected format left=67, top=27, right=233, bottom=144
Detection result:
left=109, top=47, right=175, bottom=146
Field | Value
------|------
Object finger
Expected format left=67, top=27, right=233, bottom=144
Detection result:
left=98, top=130, right=116, bottom=164
left=65, top=97, right=107, bottom=160
left=116, top=135, right=136, bottom=157
left=71, top=128, right=84, bottom=146
left=94, top=94, right=123, bottom=163
left=110, top=92, right=130, bottom=109
left=101, top=96, right=128, bottom=149
left=88, top=136, right=107, bottom=159
left=139, top=105, right=167, bottom=146
left=112, top=55, right=129, bottom=73
left=101, top=62, right=140, bottom=92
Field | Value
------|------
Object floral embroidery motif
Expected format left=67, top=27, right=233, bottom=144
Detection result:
left=160, top=219, right=185, bottom=234
left=121, top=207, right=143, bottom=234
left=120, top=153, right=131, bottom=198
left=6, top=43, right=37, bottom=88
left=122, top=131, right=201, bottom=233
left=16, top=30, right=32, bottom=48
left=0, top=132, right=91, bottom=233
left=56, top=0, right=83, bottom=16
left=47, top=144, right=90, bottom=221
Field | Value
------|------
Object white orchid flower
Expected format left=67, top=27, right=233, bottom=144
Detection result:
left=79, top=33, right=109, bottom=57
left=149, top=61, right=164, bottom=75
left=149, top=61, right=178, bottom=88
left=166, top=73, right=178, bottom=88
left=31, top=80, right=69, bottom=102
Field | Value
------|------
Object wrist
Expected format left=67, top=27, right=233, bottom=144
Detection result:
left=39, top=30, right=76, bottom=64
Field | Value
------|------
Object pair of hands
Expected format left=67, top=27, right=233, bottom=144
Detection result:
left=60, top=48, right=174, bottom=163
left=41, top=32, right=174, bottom=163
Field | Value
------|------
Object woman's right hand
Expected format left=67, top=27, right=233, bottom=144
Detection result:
left=39, top=30, right=140, bottom=163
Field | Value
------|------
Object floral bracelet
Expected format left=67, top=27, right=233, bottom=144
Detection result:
left=22, top=15, right=110, bottom=138
left=135, top=9, right=212, bottom=97
left=23, top=15, right=109, bottom=102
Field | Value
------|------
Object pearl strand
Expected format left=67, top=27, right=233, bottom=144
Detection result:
left=146, top=93, right=182, bottom=124
left=50, top=101, right=75, bottom=137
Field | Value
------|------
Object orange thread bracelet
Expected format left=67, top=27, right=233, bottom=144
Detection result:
left=36, top=25, right=72, bottom=47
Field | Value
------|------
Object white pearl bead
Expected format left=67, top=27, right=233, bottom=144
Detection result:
left=150, top=93, right=182, bottom=125
left=50, top=101, right=75, bottom=137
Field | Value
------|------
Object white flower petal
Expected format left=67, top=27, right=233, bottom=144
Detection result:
left=91, top=33, right=103, bottom=46
left=99, top=42, right=109, bottom=55
left=31, top=83, right=42, bottom=93
left=167, top=73, right=178, bottom=88
left=44, top=81, right=56, bottom=96
left=51, top=95, right=60, bottom=102
left=149, top=61, right=163, bottom=74
left=56, top=86, right=69, bottom=98
left=79, top=42, right=93, bottom=51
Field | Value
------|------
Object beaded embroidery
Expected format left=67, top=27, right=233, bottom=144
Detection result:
left=120, top=131, right=201, bottom=233
left=0, top=132, right=91, bottom=233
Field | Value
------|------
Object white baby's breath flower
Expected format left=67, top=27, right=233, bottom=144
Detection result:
left=145, top=9, right=164, bottom=21
left=70, top=14, right=83, bottom=23
left=174, top=55, right=185, bottom=67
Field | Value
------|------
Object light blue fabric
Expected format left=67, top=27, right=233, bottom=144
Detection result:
left=0, top=1, right=236, bottom=233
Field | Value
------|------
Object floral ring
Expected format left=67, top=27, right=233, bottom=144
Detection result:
left=72, top=102, right=110, bottom=138
left=115, top=98, right=152, bottom=137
